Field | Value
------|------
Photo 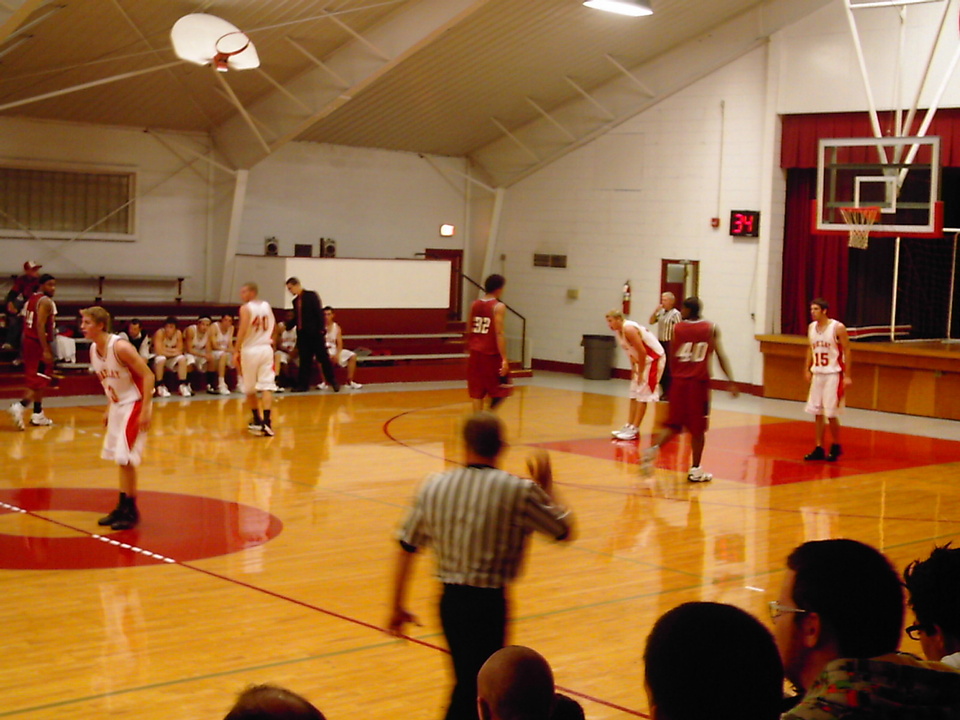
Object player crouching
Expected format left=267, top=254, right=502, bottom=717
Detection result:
left=81, top=306, right=154, bottom=531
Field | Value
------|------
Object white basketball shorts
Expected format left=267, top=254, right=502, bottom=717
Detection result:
left=805, top=372, right=845, bottom=418
left=332, top=348, right=356, bottom=368
left=102, top=400, right=147, bottom=467
left=241, top=345, right=276, bottom=394
left=629, top=355, right=665, bottom=402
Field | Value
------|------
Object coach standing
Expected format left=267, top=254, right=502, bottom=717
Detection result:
left=387, top=412, right=574, bottom=720
left=284, top=277, right=339, bottom=392
left=649, top=291, right=681, bottom=399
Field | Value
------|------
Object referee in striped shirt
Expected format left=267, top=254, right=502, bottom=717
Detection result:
left=649, top=292, right=682, bottom=400
left=388, top=412, right=574, bottom=720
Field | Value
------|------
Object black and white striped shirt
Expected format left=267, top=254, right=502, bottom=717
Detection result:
left=654, top=308, right=682, bottom=343
left=398, top=465, right=572, bottom=588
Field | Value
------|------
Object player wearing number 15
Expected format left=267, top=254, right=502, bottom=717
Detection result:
left=467, top=274, right=511, bottom=412
left=82, top=306, right=155, bottom=531
left=803, top=298, right=851, bottom=462
left=235, top=282, right=277, bottom=437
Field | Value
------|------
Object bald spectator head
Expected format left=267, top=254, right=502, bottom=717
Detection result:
left=224, top=684, right=325, bottom=720
left=478, top=646, right=555, bottom=720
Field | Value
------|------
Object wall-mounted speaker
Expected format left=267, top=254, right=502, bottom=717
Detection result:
left=320, top=237, right=337, bottom=258
left=294, top=243, right=313, bottom=257
left=264, top=237, right=279, bottom=256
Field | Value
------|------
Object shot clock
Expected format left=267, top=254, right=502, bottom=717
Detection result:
left=729, top=210, right=760, bottom=237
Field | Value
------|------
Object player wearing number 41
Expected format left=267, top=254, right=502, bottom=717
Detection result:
left=467, top=274, right=512, bottom=413
left=606, top=310, right=664, bottom=441
left=235, top=282, right=277, bottom=437
left=803, top=298, right=851, bottom=463
left=81, top=306, right=154, bottom=531
left=640, top=297, right=738, bottom=483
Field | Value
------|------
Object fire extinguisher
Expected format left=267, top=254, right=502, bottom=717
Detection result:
left=622, top=280, right=631, bottom=316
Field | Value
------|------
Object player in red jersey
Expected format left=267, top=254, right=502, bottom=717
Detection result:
left=641, top=297, right=738, bottom=483
left=467, top=274, right=511, bottom=412
left=7, top=274, right=57, bottom=430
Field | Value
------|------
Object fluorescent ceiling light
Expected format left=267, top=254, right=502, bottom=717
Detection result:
left=849, top=0, right=944, bottom=7
left=583, top=0, right=653, bottom=17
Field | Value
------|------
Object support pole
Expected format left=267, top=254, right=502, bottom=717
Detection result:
left=219, top=170, right=249, bottom=302
left=891, top=236, right=901, bottom=342
left=948, top=232, right=958, bottom=341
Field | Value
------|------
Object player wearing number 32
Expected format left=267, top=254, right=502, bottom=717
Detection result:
left=641, top=297, right=737, bottom=483
left=803, top=298, right=851, bottom=462
left=82, top=306, right=155, bottom=531
left=467, top=274, right=511, bottom=412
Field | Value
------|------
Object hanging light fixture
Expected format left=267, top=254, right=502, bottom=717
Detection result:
left=583, top=0, right=653, bottom=17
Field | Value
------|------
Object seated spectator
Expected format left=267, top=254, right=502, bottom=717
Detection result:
left=118, top=319, right=153, bottom=360
left=152, top=316, right=191, bottom=397
left=478, top=646, right=556, bottom=720
left=183, top=316, right=214, bottom=390
left=209, top=315, right=237, bottom=394
left=273, top=310, right=298, bottom=392
left=644, top=601, right=782, bottom=720
left=904, top=544, right=960, bottom=669
left=223, top=684, right=325, bottom=720
left=320, top=306, right=361, bottom=390
left=3, top=260, right=42, bottom=352
left=773, top=538, right=960, bottom=719
left=551, top=694, right=585, bottom=720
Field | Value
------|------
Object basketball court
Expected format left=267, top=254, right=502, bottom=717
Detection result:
left=1, top=375, right=958, bottom=719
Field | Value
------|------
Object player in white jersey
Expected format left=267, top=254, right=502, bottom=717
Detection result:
left=152, top=316, right=191, bottom=397
left=184, top=316, right=213, bottom=380
left=605, top=310, right=665, bottom=441
left=320, top=306, right=361, bottom=390
left=803, top=298, right=852, bottom=462
left=235, top=282, right=276, bottom=437
left=209, top=315, right=236, bottom=394
left=81, top=306, right=154, bottom=530
left=273, top=310, right=298, bottom=392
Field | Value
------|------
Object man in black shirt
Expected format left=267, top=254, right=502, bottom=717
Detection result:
left=284, top=277, right=339, bottom=392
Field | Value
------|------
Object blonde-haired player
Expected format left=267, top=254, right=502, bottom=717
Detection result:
left=234, top=282, right=277, bottom=437
left=605, top=309, right=665, bottom=441
left=81, top=306, right=154, bottom=530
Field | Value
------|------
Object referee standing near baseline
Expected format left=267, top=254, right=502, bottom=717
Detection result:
left=649, top=291, right=682, bottom=399
left=387, top=412, right=574, bottom=720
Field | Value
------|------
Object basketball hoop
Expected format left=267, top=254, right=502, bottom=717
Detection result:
left=213, top=31, right=251, bottom=72
left=840, top=206, right=880, bottom=249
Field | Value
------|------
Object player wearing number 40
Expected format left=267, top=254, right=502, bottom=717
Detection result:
left=467, top=274, right=512, bottom=413
left=81, top=306, right=155, bottom=531
left=803, top=298, right=852, bottom=463
left=640, top=297, right=738, bottom=484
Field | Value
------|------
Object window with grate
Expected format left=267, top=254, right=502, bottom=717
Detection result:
left=0, top=166, right=136, bottom=240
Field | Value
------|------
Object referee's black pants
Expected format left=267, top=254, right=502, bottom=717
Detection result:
left=296, top=334, right=339, bottom=390
left=660, top=340, right=672, bottom=400
left=440, top=584, right=506, bottom=720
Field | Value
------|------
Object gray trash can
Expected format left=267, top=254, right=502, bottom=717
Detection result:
left=581, top=334, right=616, bottom=380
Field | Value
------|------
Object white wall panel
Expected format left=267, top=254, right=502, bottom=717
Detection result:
left=242, top=143, right=468, bottom=261
left=778, top=1, right=960, bottom=115
left=494, top=49, right=772, bottom=386
left=0, top=117, right=210, bottom=300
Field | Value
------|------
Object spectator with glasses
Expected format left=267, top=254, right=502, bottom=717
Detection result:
left=903, top=544, right=960, bottom=670
left=770, top=539, right=960, bottom=719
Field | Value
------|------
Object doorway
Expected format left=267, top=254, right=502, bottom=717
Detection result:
left=660, top=259, right=699, bottom=303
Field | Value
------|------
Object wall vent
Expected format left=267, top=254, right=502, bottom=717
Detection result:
left=533, top=253, right=567, bottom=268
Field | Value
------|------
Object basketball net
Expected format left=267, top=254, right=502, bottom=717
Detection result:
left=213, top=32, right=251, bottom=72
left=840, top=206, right=879, bottom=250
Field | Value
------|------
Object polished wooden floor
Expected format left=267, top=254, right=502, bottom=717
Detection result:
left=1, top=379, right=959, bottom=720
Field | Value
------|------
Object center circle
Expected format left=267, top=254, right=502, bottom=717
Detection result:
left=0, top=488, right=283, bottom=570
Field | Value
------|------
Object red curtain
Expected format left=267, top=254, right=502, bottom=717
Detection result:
left=781, top=169, right=849, bottom=335
left=781, top=109, right=960, bottom=168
